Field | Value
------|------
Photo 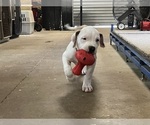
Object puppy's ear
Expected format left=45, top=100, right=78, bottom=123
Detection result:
left=71, top=31, right=80, bottom=47
left=99, top=34, right=105, bottom=48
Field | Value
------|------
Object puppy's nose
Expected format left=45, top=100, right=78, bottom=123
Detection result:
left=88, top=46, right=95, bottom=54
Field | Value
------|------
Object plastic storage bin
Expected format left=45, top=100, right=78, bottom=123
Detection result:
left=21, top=10, right=34, bottom=35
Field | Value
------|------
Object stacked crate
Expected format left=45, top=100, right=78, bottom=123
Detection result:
left=21, top=0, right=34, bottom=34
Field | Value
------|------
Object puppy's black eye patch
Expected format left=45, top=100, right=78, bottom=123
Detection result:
left=82, top=37, right=86, bottom=40
left=96, top=38, right=99, bottom=42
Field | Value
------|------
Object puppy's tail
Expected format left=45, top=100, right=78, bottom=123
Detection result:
left=64, top=24, right=86, bottom=31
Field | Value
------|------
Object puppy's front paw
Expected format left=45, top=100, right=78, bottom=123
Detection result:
left=82, top=84, right=93, bottom=92
left=64, top=68, right=75, bottom=81
left=66, top=75, right=76, bottom=82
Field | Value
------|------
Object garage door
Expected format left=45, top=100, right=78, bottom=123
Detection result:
left=73, top=0, right=117, bottom=26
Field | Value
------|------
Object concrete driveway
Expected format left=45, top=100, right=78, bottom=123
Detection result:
left=0, top=29, right=150, bottom=119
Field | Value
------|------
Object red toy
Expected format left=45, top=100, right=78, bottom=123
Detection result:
left=140, top=21, right=150, bottom=31
left=72, top=49, right=95, bottom=76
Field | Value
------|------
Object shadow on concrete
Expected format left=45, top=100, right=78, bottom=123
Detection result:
left=59, top=77, right=98, bottom=118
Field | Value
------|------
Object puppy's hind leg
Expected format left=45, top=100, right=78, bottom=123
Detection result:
left=62, top=54, right=75, bottom=81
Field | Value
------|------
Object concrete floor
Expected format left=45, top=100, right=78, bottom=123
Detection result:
left=0, top=28, right=150, bottom=119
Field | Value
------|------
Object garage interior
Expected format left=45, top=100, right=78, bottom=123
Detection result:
left=0, top=0, right=150, bottom=123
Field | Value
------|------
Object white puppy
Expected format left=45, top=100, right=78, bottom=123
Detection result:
left=62, top=26, right=105, bottom=92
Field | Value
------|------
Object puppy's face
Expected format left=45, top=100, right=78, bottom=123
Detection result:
left=72, top=26, right=105, bottom=54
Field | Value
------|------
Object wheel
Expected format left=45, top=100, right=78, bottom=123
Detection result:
left=117, top=22, right=125, bottom=30
left=34, top=23, right=42, bottom=32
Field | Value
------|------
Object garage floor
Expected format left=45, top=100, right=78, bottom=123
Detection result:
left=0, top=28, right=150, bottom=119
